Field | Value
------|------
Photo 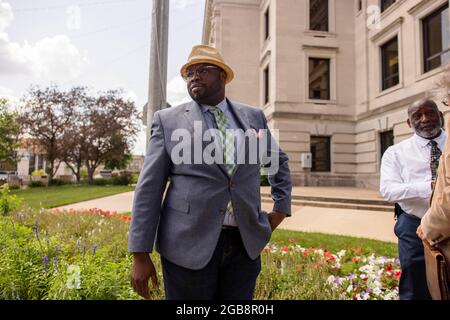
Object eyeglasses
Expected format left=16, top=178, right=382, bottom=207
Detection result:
left=183, top=65, right=220, bottom=81
left=443, top=96, right=449, bottom=107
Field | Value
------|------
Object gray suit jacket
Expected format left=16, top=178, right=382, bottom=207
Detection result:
left=128, top=99, right=292, bottom=270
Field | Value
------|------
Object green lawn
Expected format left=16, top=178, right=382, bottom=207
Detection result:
left=11, top=184, right=134, bottom=209
left=271, top=229, right=398, bottom=258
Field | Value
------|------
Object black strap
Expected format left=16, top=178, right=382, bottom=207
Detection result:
left=394, top=203, right=403, bottom=221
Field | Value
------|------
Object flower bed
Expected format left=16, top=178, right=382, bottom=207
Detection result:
left=263, top=243, right=400, bottom=300
left=0, top=207, right=399, bottom=300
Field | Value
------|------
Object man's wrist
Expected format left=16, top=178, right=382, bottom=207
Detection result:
left=133, top=252, right=151, bottom=262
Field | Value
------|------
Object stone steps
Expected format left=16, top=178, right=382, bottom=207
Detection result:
left=261, top=192, right=393, bottom=213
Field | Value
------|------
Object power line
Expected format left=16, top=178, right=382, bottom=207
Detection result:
left=12, top=0, right=144, bottom=13
left=71, top=16, right=150, bottom=40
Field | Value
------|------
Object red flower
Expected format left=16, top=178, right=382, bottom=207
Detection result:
left=351, top=257, right=360, bottom=262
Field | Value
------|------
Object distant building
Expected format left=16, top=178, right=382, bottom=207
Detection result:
left=15, top=139, right=74, bottom=182
left=202, top=0, right=450, bottom=188
left=127, top=155, right=145, bottom=173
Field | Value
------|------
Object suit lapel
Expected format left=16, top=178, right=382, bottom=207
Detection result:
left=227, top=99, right=252, bottom=177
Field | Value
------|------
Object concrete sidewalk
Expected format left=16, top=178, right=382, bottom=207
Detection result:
left=56, top=187, right=397, bottom=243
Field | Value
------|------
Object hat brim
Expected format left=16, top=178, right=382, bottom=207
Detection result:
left=180, top=58, right=234, bottom=84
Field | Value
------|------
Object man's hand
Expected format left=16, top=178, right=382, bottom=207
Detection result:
left=416, top=225, right=425, bottom=240
left=131, top=253, right=158, bottom=299
left=267, top=211, right=287, bottom=231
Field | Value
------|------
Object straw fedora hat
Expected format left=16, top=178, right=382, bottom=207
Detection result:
left=180, top=45, right=234, bottom=84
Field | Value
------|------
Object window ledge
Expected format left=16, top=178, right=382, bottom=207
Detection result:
left=380, top=0, right=408, bottom=19
left=376, top=83, right=404, bottom=98
left=304, top=30, right=337, bottom=38
left=306, top=99, right=337, bottom=105
left=416, top=65, right=447, bottom=83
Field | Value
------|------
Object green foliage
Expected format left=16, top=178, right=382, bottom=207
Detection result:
left=104, top=153, right=132, bottom=171
left=0, top=184, right=22, bottom=216
left=93, top=178, right=113, bottom=186
left=29, top=181, right=46, bottom=188
left=31, top=169, right=47, bottom=177
left=111, top=172, right=133, bottom=186
left=48, top=179, right=73, bottom=187
left=256, top=253, right=341, bottom=300
left=11, top=184, right=134, bottom=209
left=270, top=229, right=398, bottom=258
left=0, top=99, right=21, bottom=164
left=0, top=202, right=398, bottom=300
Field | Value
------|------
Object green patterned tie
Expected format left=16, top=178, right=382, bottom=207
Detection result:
left=209, top=106, right=235, bottom=216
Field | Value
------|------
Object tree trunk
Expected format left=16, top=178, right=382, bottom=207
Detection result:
left=86, top=162, right=96, bottom=185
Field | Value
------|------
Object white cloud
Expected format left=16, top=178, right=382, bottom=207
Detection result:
left=0, top=85, right=21, bottom=111
left=0, top=0, right=12, bottom=31
left=173, top=0, right=201, bottom=10
left=166, top=75, right=190, bottom=107
left=0, top=0, right=87, bottom=79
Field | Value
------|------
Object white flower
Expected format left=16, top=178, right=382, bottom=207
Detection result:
left=373, top=287, right=382, bottom=296
left=327, top=275, right=336, bottom=284
left=66, top=264, right=81, bottom=289
left=337, top=250, right=346, bottom=258
left=346, top=285, right=353, bottom=293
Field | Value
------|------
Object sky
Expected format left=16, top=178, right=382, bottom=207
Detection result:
left=0, top=0, right=205, bottom=155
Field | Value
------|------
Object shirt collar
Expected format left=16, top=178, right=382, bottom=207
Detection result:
left=200, top=98, right=228, bottom=114
left=413, top=129, right=447, bottom=149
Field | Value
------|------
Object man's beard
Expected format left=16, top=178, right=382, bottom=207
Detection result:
left=415, top=126, right=441, bottom=139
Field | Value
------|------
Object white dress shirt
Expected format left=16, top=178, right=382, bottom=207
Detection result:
left=380, top=130, right=447, bottom=219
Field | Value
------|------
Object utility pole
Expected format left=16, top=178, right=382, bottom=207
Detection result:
left=146, top=0, right=169, bottom=152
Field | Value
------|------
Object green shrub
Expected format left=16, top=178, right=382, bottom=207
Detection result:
left=29, top=181, right=46, bottom=188
left=112, top=172, right=132, bottom=186
left=31, top=169, right=47, bottom=177
left=93, top=178, right=113, bottom=186
left=0, top=184, right=22, bottom=216
left=48, top=179, right=73, bottom=187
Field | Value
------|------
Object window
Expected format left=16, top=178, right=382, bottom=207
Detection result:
left=29, top=153, right=36, bottom=175
left=422, top=4, right=450, bottom=73
left=381, top=0, right=395, bottom=13
left=264, top=7, right=270, bottom=40
left=381, top=37, right=399, bottom=91
left=263, top=66, right=269, bottom=105
left=379, top=130, right=394, bottom=162
left=37, top=154, right=44, bottom=170
left=310, top=0, right=329, bottom=32
left=309, top=58, right=330, bottom=100
left=311, top=136, right=331, bottom=172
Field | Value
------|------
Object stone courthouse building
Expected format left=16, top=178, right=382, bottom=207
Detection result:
left=201, top=0, right=450, bottom=188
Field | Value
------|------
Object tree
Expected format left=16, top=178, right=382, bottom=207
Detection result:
left=59, top=87, right=93, bottom=183
left=104, top=153, right=133, bottom=171
left=20, top=85, right=74, bottom=181
left=83, top=89, right=139, bottom=184
left=0, top=98, right=21, bottom=167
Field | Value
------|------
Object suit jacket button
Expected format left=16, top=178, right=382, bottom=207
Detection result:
left=229, top=182, right=234, bottom=188
left=219, top=208, right=225, bottom=214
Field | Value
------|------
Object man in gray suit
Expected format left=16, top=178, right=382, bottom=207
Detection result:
left=129, top=45, right=292, bottom=300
